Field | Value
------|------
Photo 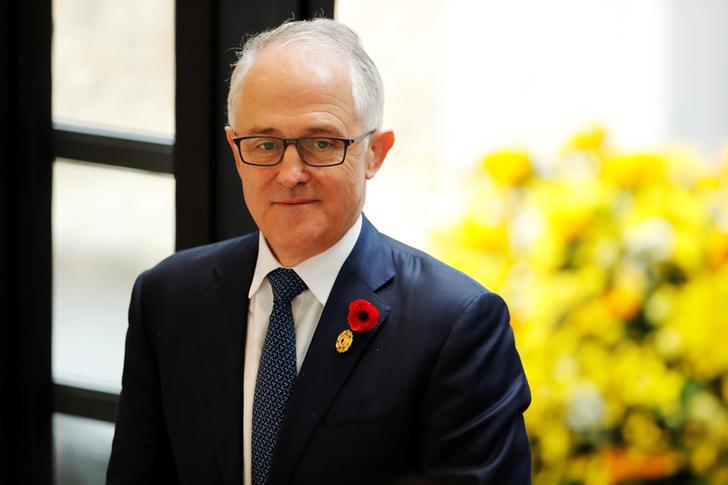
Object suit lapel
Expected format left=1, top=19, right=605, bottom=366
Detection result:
left=196, top=235, right=258, bottom=485
left=268, top=218, right=395, bottom=485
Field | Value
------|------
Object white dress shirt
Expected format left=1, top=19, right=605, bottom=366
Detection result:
left=242, top=215, right=362, bottom=485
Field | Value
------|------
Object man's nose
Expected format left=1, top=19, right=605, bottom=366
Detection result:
left=276, top=142, right=309, bottom=187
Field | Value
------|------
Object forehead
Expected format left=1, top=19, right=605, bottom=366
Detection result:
left=233, top=44, right=358, bottom=133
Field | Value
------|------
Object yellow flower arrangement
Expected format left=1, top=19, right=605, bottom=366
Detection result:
left=432, top=127, right=728, bottom=484
left=482, top=148, right=533, bottom=187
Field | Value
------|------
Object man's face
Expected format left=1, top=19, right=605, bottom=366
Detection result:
left=225, top=44, right=393, bottom=266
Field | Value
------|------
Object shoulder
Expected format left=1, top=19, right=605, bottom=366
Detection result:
left=138, top=232, right=258, bottom=296
left=367, top=230, right=509, bottom=342
left=379, top=231, right=491, bottom=305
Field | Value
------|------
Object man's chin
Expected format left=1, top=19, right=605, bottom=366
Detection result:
left=265, top=226, right=329, bottom=263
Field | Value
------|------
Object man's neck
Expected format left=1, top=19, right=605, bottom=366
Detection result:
left=265, top=216, right=363, bottom=267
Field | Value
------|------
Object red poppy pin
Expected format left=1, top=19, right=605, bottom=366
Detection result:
left=336, top=299, right=380, bottom=353
left=347, top=299, right=380, bottom=332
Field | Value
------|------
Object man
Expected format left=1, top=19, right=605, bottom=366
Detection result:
left=108, top=18, right=531, bottom=485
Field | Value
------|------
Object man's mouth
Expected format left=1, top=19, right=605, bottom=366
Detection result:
left=273, top=198, right=318, bottom=206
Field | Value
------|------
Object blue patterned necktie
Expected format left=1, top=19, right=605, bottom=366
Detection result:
left=252, top=268, right=307, bottom=485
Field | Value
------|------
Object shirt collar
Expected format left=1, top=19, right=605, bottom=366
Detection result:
left=248, top=215, right=363, bottom=305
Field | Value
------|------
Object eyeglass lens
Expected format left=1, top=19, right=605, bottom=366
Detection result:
left=239, top=137, right=346, bottom=166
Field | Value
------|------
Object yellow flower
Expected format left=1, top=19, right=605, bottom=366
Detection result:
left=604, top=262, right=647, bottom=320
left=532, top=180, right=609, bottom=244
left=570, top=297, right=622, bottom=343
left=708, top=230, right=728, bottom=269
left=602, top=152, right=667, bottom=188
left=539, top=422, right=572, bottom=465
left=690, top=443, right=718, bottom=475
left=578, top=341, right=616, bottom=390
left=623, top=412, right=664, bottom=452
left=429, top=127, right=728, bottom=483
left=482, top=149, right=533, bottom=187
left=666, top=275, right=728, bottom=379
left=611, top=343, right=684, bottom=409
left=460, top=217, right=510, bottom=253
left=565, top=124, right=607, bottom=153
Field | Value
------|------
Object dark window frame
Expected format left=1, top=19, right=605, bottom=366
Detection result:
left=52, top=0, right=334, bottom=425
left=53, top=123, right=174, bottom=174
left=2, top=2, right=334, bottom=483
left=50, top=131, right=174, bottom=420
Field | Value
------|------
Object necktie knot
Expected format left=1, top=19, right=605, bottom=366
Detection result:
left=268, top=268, right=307, bottom=303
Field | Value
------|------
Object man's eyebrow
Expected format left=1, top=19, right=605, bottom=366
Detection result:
left=246, top=126, right=344, bottom=136
left=248, top=127, right=278, bottom=135
left=303, top=126, right=343, bottom=136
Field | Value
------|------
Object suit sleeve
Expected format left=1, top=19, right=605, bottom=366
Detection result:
left=107, top=271, right=178, bottom=484
left=418, top=291, right=531, bottom=484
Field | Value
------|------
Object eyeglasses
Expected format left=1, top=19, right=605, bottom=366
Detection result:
left=232, top=130, right=375, bottom=167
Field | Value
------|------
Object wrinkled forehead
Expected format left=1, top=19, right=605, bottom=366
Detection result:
left=231, top=43, right=358, bottom=127
left=231, top=40, right=353, bottom=107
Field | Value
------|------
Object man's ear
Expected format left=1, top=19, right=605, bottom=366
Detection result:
left=225, top=126, right=245, bottom=177
left=365, top=129, right=395, bottom=179
left=224, top=126, right=239, bottom=160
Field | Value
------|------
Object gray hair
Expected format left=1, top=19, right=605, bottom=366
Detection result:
left=227, top=18, right=384, bottom=131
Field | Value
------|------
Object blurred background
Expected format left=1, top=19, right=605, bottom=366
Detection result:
left=3, top=0, right=726, bottom=484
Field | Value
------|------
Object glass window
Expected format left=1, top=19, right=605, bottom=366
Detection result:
left=53, top=413, right=115, bottom=485
left=52, top=159, right=175, bottom=392
left=52, top=0, right=175, bottom=136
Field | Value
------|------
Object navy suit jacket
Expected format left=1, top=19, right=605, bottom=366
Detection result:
left=107, top=217, right=531, bottom=484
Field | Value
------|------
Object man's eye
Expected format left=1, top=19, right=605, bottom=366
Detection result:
left=258, top=141, right=277, bottom=151
left=314, top=139, right=332, bottom=149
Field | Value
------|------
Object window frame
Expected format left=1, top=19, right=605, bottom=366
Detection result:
left=1, top=2, right=334, bottom=482
left=49, top=0, right=335, bottom=428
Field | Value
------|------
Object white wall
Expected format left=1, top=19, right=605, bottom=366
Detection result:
left=337, top=0, right=728, bottom=248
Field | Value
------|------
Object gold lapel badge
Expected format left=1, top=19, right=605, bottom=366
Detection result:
left=335, top=329, right=354, bottom=353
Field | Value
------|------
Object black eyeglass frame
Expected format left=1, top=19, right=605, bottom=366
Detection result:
left=232, top=129, right=376, bottom=167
